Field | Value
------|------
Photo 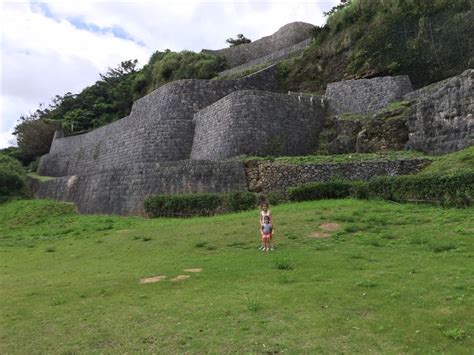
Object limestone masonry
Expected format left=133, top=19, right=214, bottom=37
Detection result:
left=33, top=22, right=473, bottom=215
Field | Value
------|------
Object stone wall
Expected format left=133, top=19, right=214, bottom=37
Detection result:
left=38, top=67, right=282, bottom=177
left=191, top=90, right=325, bottom=160
left=203, top=22, right=313, bottom=68
left=324, top=75, right=413, bottom=114
left=33, top=160, right=248, bottom=215
left=219, top=38, right=311, bottom=77
left=404, top=69, right=473, bottom=154
left=245, top=159, right=432, bottom=193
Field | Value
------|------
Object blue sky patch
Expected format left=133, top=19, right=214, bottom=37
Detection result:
left=29, top=1, right=145, bottom=46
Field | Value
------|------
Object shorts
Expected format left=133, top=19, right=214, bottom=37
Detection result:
left=262, top=233, right=271, bottom=240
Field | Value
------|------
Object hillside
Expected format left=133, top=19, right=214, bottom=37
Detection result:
left=282, top=0, right=473, bottom=92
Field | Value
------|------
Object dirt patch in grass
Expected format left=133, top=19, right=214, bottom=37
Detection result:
left=171, top=275, right=190, bottom=282
left=308, top=222, right=342, bottom=239
left=184, top=268, right=202, bottom=273
left=309, top=231, right=330, bottom=239
left=320, top=223, right=341, bottom=231
left=140, top=275, right=167, bottom=284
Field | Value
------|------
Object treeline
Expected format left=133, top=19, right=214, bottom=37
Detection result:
left=283, top=0, right=473, bottom=91
left=9, top=51, right=225, bottom=165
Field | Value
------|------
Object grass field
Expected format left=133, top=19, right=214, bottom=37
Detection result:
left=1, top=198, right=473, bottom=353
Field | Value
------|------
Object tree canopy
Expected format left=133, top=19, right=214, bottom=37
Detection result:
left=225, top=34, right=252, bottom=47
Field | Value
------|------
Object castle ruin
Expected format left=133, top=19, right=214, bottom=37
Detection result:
left=33, top=22, right=474, bottom=215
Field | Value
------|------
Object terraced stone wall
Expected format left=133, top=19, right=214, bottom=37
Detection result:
left=191, top=90, right=325, bottom=160
left=38, top=67, right=281, bottom=177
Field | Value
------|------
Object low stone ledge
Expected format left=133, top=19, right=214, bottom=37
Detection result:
left=245, top=158, right=432, bottom=193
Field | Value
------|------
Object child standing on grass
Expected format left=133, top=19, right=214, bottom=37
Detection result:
left=259, top=202, right=274, bottom=251
left=261, top=215, right=273, bottom=251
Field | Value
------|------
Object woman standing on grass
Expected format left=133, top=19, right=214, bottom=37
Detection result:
left=259, top=202, right=274, bottom=251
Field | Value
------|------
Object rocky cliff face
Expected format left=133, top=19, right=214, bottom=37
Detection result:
left=319, top=103, right=410, bottom=155
left=404, top=69, right=473, bottom=154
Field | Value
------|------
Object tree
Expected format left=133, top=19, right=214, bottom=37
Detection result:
left=226, top=34, right=252, bottom=47
left=13, top=117, right=61, bottom=164
left=324, top=0, right=351, bottom=17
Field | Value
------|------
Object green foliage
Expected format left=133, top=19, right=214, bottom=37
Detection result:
left=132, top=50, right=226, bottom=98
left=226, top=33, right=252, bottom=47
left=222, top=191, right=257, bottom=212
left=420, top=146, right=474, bottom=176
left=241, top=150, right=430, bottom=164
left=368, top=173, right=474, bottom=207
left=0, top=153, right=26, bottom=197
left=144, top=193, right=222, bottom=217
left=12, top=60, right=140, bottom=163
left=13, top=118, right=61, bottom=165
left=144, top=191, right=257, bottom=217
left=274, top=255, right=294, bottom=270
left=289, top=180, right=353, bottom=201
left=288, top=173, right=474, bottom=207
left=267, top=190, right=289, bottom=205
left=283, top=0, right=473, bottom=91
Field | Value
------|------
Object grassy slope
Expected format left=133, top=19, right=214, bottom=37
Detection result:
left=1, top=199, right=473, bottom=353
left=241, top=150, right=430, bottom=165
left=419, top=146, right=474, bottom=175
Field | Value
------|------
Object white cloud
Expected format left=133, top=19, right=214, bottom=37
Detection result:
left=1, top=0, right=339, bottom=148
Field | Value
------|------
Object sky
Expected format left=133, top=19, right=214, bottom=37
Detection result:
left=0, top=0, right=340, bottom=148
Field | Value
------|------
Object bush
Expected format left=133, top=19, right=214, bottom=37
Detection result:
left=288, top=180, right=353, bottom=201
left=222, top=191, right=257, bottom=212
left=0, top=154, right=26, bottom=197
left=368, top=173, right=474, bottom=207
left=287, top=173, right=473, bottom=207
left=144, top=193, right=222, bottom=217
left=144, top=191, right=257, bottom=218
left=267, top=190, right=289, bottom=205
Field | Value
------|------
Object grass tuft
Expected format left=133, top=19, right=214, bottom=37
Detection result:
left=274, top=256, right=294, bottom=270
left=431, top=242, right=457, bottom=253
left=247, top=298, right=262, bottom=313
left=357, top=280, right=378, bottom=288
left=444, top=327, right=466, bottom=341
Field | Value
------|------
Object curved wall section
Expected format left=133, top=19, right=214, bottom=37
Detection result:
left=191, top=90, right=325, bottom=160
left=38, top=68, right=281, bottom=177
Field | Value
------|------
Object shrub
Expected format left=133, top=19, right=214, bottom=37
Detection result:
left=222, top=191, right=257, bottom=212
left=287, top=173, right=473, bottom=207
left=288, top=180, right=353, bottom=201
left=144, top=193, right=222, bottom=217
left=144, top=191, right=257, bottom=218
left=267, top=190, right=289, bottom=205
left=367, top=173, right=474, bottom=207
left=0, top=154, right=26, bottom=197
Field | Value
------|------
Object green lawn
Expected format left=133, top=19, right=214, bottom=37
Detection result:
left=1, top=199, right=473, bottom=353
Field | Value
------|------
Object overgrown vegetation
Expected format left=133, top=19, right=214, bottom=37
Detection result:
left=132, top=50, right=226, bottom=99
left=0, top=153, right=26, bottom=198
left=419, top=146, right=474, bottom=176
left=282, top=0, right=473, bottom=92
